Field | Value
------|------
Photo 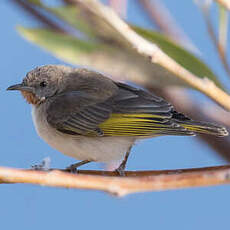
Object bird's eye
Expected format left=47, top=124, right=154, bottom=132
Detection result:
left=40, top=81, right=47, bottom=87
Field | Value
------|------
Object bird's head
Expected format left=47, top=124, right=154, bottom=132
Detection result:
left=7, top=65, right=72, bottom=105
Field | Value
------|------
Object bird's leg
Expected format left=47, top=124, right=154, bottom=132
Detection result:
left=65, top=160, right=91, bottom=173
left=115, top=146, right=132, bottom=176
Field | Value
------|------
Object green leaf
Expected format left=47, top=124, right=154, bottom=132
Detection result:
left=132, top=25, right=224, bottom=89
left=17, top=27, right=100, bottom=64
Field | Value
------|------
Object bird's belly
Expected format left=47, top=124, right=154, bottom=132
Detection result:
left=32, top=107, right=135, bottom=162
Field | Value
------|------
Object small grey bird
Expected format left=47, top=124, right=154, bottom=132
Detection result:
left=7, top=65, right=228, bottom=174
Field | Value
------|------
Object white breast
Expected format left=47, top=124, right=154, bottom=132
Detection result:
left=31, top=106, right=135, bottom=163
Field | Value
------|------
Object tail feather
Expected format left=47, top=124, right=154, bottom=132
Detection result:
left=179, top=120, right=228, bottom=137
left=171, top=110, right=228, bottom=137
left=172, top=111, right=228, bottom=137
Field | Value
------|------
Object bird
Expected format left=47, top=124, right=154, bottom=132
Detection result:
left=7, top=65, right=228, bottom=175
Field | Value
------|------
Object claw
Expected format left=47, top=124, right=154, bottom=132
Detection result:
left=65, top=160, right=91, bottom=173
left=115, top=163, right=126, bottom=176
left=65, top=165, right=78, bottom=173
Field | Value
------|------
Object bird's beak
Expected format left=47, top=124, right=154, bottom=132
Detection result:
left=7, top=83, right=34, bottom=93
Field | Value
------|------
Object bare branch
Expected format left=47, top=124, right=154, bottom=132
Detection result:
left=0, top=166, right=230, bottom=196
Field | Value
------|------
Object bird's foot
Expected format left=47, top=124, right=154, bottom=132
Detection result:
left=114, top=146, right=132, bottom=176
left=65, top=160, right=91, bottom=173
left=65, top=164, right=79, bottom=173
left=115, top=163, right=126, bottom=176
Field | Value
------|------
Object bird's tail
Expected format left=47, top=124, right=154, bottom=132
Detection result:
left=178, top=120, right=228, bottom=137
left=172, top=111, right=228, bottom=137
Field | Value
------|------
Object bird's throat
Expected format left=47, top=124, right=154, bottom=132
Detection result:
left=21, top=91, right=40, bottom=105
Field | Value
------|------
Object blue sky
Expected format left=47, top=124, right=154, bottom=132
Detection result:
left=1, top=1, right=230, bottom=229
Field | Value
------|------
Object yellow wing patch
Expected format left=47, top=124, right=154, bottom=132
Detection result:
left=98, top=113, right=171, bottom=137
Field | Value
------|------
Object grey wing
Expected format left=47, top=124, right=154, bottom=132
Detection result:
left=46, top=81, right=192, bottom=137
left=46, top=91, right=113, bottom=136
left=108, top=82, right=194, bottom=136
left=112, top=82, right=173, bottom=118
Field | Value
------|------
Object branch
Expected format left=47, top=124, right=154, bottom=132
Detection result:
left=0, top=166, right=230, bottom=196
left=67, top=0, right=230, bottom=110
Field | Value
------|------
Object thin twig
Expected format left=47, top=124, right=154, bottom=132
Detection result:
left=67, top=0, right=230, bottom=110
left=0, top=166, right=230, bottom=196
